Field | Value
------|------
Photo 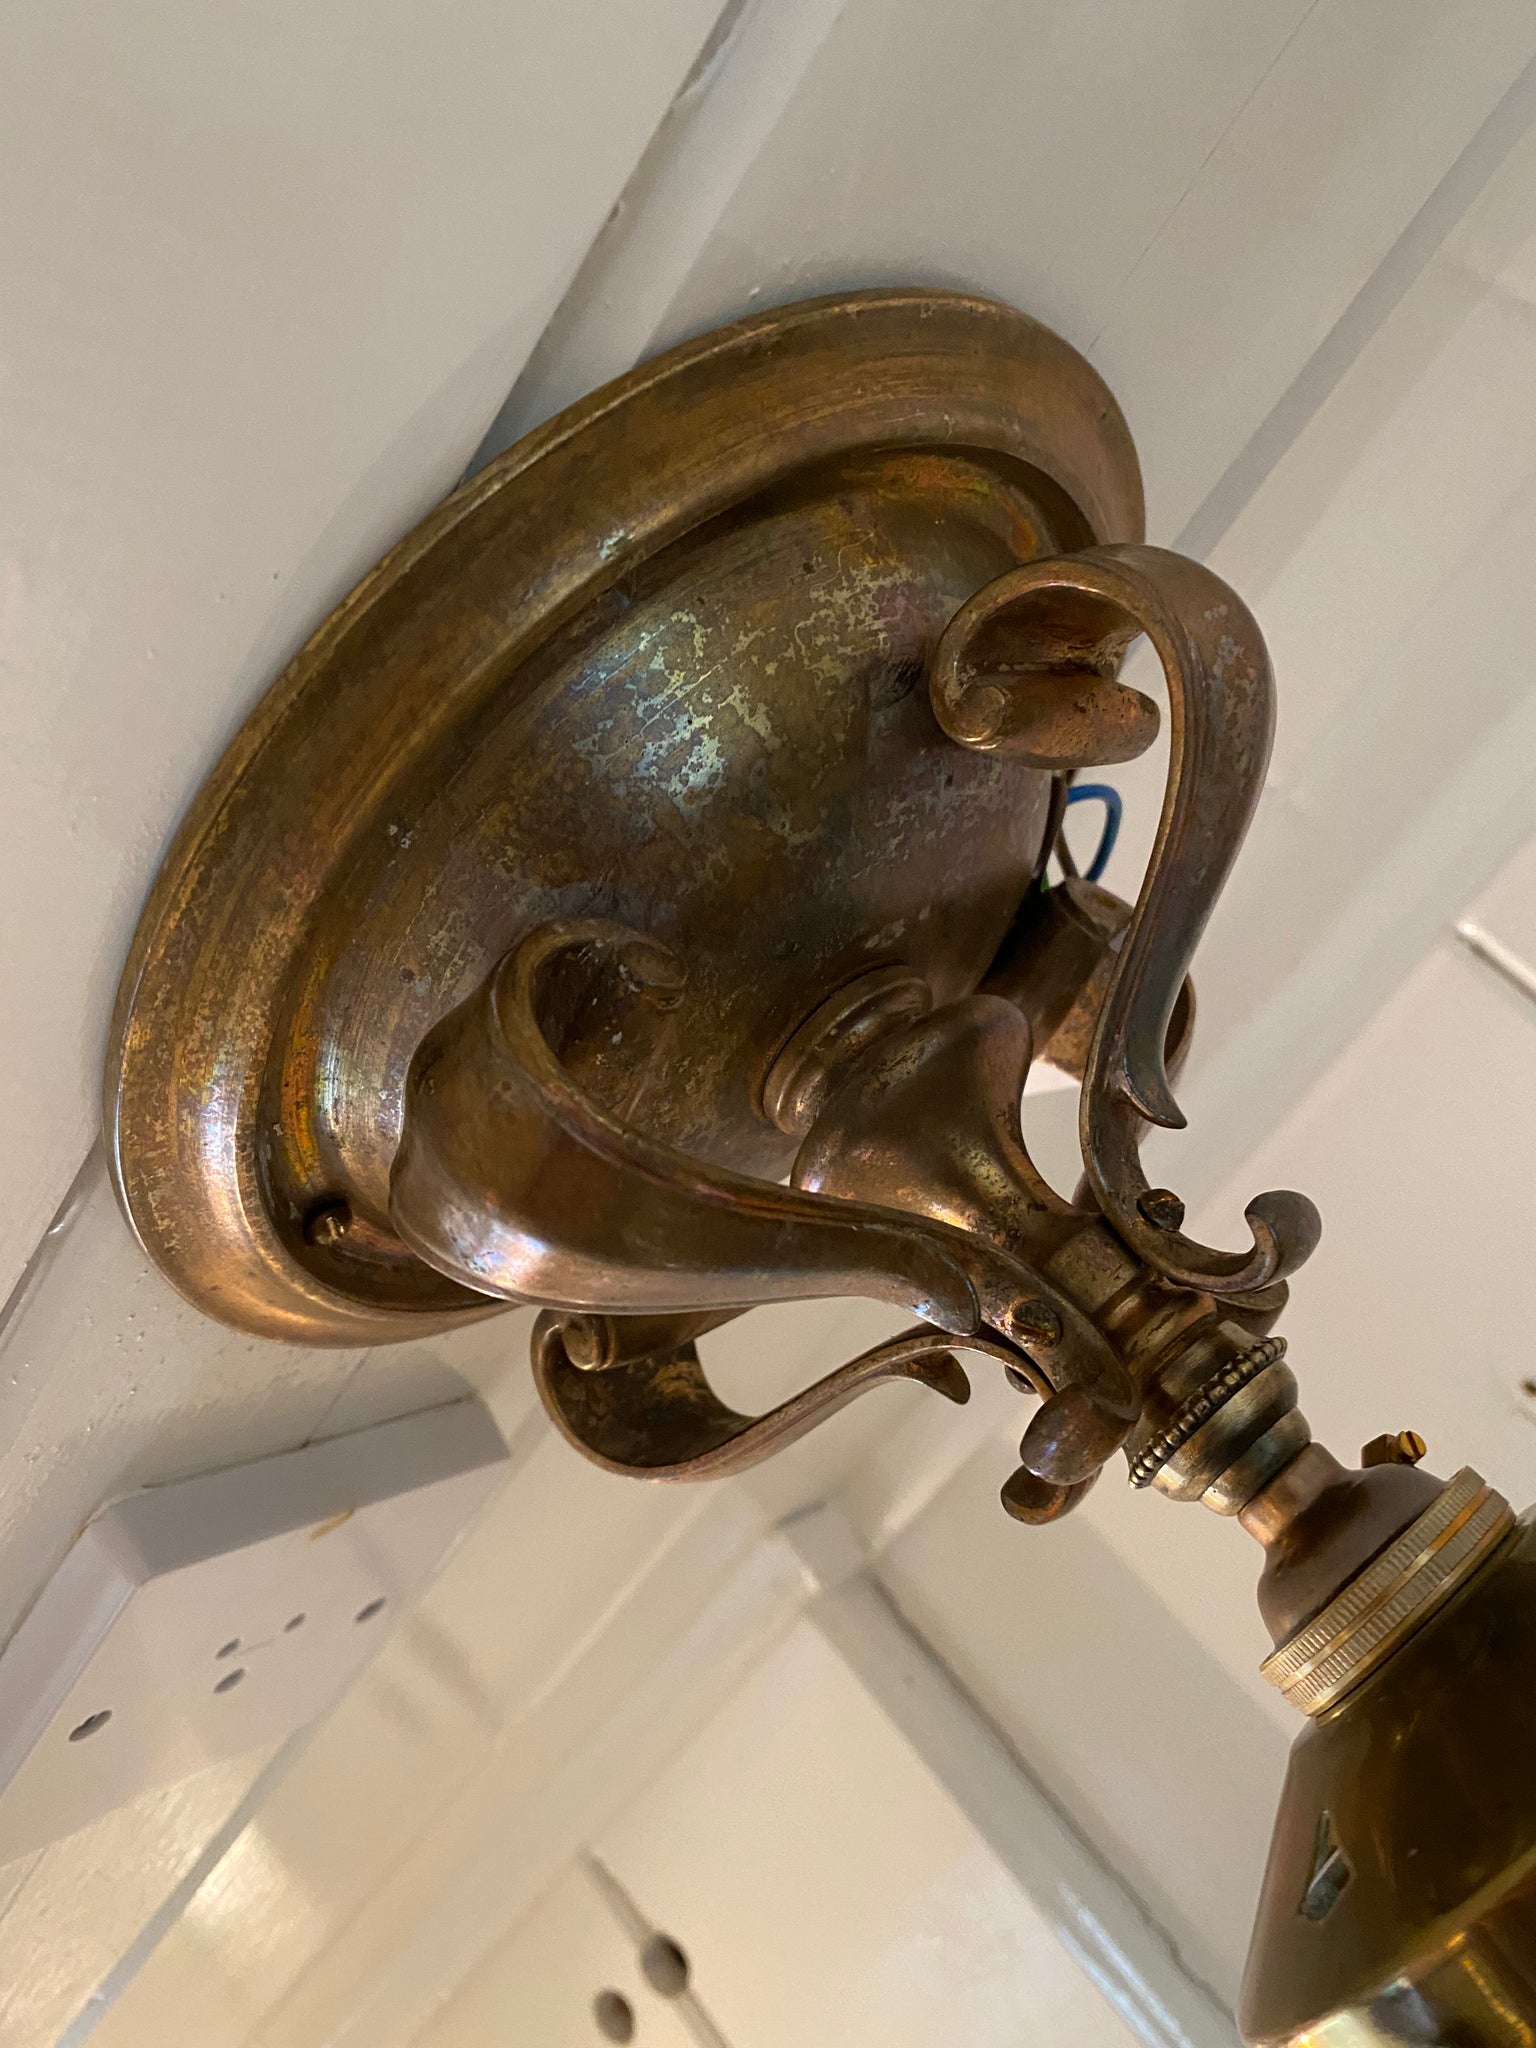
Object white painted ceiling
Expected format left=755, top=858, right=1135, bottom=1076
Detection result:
left=0, top=0, right=726, bottom=1304
left=5, top=1, right=1536, bottom=2042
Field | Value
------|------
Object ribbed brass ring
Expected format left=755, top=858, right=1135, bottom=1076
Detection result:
left=1127, top=1337, right=1287, bottom=1488
left=1261, top=1467, right=1514, bottom=1716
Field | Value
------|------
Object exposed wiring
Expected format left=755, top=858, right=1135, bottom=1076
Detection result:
left=1064, top=782, right=1122, bottom=884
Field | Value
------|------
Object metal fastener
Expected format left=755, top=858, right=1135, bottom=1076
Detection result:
left=1360, top=1429, right=1427, bottom=1469
left=1138, top=1186, right=1186, bottom=1232
left=1010, top=1298, right=1063, bottom=1348
left=561, top=1314, right=610, bottom=1371
left=302, top=1199, right=353, bottom=1248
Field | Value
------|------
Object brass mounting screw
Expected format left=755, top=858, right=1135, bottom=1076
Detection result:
left=950, top=682, right=1007, bottom=744
left=561, top=1315, right=610, bottom=1370
left=303, top=1199, right=353, bottom=1249
left=1137, top=1187, right=1186, bottom=1232
left=1009, top=1299, right=1063, bottom=1349
left=1360, top=1429, right=1428, bottom=1469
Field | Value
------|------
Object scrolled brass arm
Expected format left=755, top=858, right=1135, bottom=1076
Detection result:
left=391, top=919, right=1140, bottom=1487
left=931, top=543, right=1321, bottom=1295
left=391, top=919, right=989, bottom=1330
left=531, top=1316, right=988, bottom=1481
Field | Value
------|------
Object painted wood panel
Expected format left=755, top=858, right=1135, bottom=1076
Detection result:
left=0, top=0, right=725, bottom=1307
left=595, top=1621, right=1141, bottom=2048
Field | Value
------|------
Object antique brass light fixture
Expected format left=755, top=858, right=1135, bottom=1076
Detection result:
left=107, top=290, right=1536, bottom=2040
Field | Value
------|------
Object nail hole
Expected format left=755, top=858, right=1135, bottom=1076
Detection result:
left=592, top=1990, right=635, bottom=2042
left=213, top=1668, right=246, bottom=1694
left=215, top=1638, right=242, bottom=1659
left=1521, top=1378, right=1536, bottom=1399
left=354, top=1597, right=387, bottom=1624
left=284, top=1613, right=307, bottom=1632
left=641, top=1933, right=690, bottom=1998
left=69, top=1710, right=112, bottom=1742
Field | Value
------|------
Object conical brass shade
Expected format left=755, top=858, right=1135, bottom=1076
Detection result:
left=1243, top=1509, right=1536, bottom=2044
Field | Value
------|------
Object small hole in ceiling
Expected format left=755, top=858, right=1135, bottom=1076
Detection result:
left=284, top=1613, right=307, bottom=1632
left=68, top=1710, right=112, bottom=1742
left=215, top=1638, right=242, bottom=1659
left=213, top=1667, right=246, bottom=1694
left=592, top=1990, right=635, bottom=2043
left=640, top=1934, right=690, bottom=1998
left=1521, top=1378, right=1536, bottom=1400
left=354, top=1597, right=387, bottom=1624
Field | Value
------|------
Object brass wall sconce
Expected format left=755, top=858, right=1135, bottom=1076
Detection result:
left=107, top=290, right=1536, bottom=2040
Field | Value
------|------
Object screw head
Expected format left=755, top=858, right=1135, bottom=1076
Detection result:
left=1009, top=1298, right=1062, bottom=1348
left=1000, top=1466, right=1080, bottom=1525
left=303, top=1198, right=353, bottom=1248
left=1138, top=1186, right=1186, bottom=1232
left=617, top=941, right=686, bottom=1010
left=951, top=681, right=1008, bottom=744
left=1361, top=1429, right=1428, bottom=1468
left=561, top=1314, right=609, bottom=1370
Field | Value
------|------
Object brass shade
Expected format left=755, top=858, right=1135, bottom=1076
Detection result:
left=1244, top=1513, right=1536, bottom=2045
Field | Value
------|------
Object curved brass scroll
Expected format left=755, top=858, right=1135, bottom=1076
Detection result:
left=532, top=1317, right=1034, bottom=1480
left=931, top=543, right=1320, bottom=1294
left=392, top=919, right=1138, bottom=1488
left=393, top=919, right=986, bottom=1329
left=792, top=991, right=1138, bottom=1487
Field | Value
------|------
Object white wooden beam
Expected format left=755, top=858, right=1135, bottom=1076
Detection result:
left=784, top=1507, right=1242, bottom=2048
left=469, top=0, right=852, bottom=466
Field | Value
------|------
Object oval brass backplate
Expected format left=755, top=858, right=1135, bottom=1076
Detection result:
left=105, top=288, right=1144, bottom=1344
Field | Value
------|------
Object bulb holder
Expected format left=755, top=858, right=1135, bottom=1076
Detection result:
left=1243, top=1504, right=1536, bottom=2043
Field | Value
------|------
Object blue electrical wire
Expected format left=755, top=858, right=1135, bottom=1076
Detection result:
left=1065, top=782, right=1122, bottom=883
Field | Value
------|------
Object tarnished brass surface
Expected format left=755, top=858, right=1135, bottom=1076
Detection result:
left=932, top=545, right=1321, bottom=1294
left=1243, top=1513, right=1536, bottom=2046
left=104, top=283, right=1322, bottom=1498
left=106, top=282, right=1306, bottom=1510
left=533, top=1315, right=1002, bottom=1482
left=982, top=874, right=1194, bottom=1087
left=109, top=286, right=1536, bottom=2044
left=761, top=965, right=933, bottom=1138
left=1260, top=1467, right=1514, bottom=1717
left=107, top=287, right=1141, bottom=1345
